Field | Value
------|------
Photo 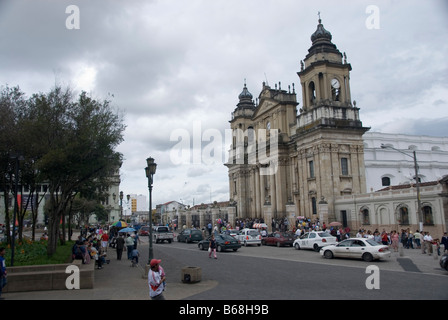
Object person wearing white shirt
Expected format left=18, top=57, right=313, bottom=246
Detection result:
left=148, top=259, right=166, bottom=300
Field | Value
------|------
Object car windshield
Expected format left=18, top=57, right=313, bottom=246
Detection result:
left=366, top=239, right=381, bottom=246
left=157, top=227, right=169, bottom=233
left=221, top=234, right=236, bottom=241
left=191, top=230, right=201, bottom=235
left=281, top=232, right=293, bottom=238
left=140, top=227, right=149, bottom=231
left=318, top=232, right=332, bottom=237
left=248, top=230, right=260, bottom=236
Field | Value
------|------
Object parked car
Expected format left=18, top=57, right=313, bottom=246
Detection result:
left=294, top=231, right=337, bottom=252
left=138, top=226, right=150, bottom=236
left=261, top=232, right=295, bottom=247
left=177, top=229, right=203, bottom=243
left=222, top=229, right=240, bottom=238
left=198, top=234, right=241, bottom=252
left=320, top=238, right=391, bottom=262
left=236, top=228, right=262, bottom=247
left=440, top=253, right=448, bottom=271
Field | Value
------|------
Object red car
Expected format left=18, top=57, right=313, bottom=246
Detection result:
left=138, top=226, right=150, bottom=236
left=261, top=232, right=295, bottom=247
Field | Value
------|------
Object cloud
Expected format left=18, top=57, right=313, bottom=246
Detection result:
left=1, top=0, right=447, bottom=207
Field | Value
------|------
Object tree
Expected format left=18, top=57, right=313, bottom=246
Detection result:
left=0, top=85, right=27, bottom=245
left=27, top=86, right=125, bottom=256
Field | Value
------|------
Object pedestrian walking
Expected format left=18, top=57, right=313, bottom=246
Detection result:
left=148, top=259, right=166, bottom=300
left=391, top=230, right=399, bottom=252
left=125, top=234, right=134, bottom=260
left=413, top=230, right=421, bottom=248
left=100, top=231, right=109, bottom=252
left=441, top=232, right=448, bottom=253
left=209, top=235, right=217, bottom=259
left=116, top=234, right=125, bottom=260
left=207, top=222, right=212, bottom=236
left=0, top=247, right=7, bottom=299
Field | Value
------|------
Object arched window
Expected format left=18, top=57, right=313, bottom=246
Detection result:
left=308, top=81, right=316, bottom=105
left=382, top=177, right=391, bottom=186
left=361, top=208, right=370, bottom=225
left=396, top=205, right=409, bottom=225
left=422, top=205, right=434, bottom=225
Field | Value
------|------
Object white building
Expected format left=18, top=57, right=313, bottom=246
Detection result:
left=156, top=201, right=187, bottom=225
left=363, top=132, right=448, bottom=192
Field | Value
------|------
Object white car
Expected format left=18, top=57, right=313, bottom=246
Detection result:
left=237, top=228, right=262, bottom=246
left=293, top=231, right=337, bottom=252
left=320, top=238, right=391, bottom=262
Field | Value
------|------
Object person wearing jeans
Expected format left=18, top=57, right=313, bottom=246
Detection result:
left=209, top=235, right=217, bottom=259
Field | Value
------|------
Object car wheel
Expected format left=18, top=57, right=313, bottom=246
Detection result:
left=324, top=250, right=334, bottom=259
left=277, top=242, right=281, bottom=247
left=244, top=241, right=247, bottom=247
left=233, top=248, right=238, bottom=252
left=294, top=243, right=301, bottom=250
left=362, top=252, right=374, bottom=262
left=198, top=243, right=204, bottom=250
left=313, top=244, right=320, bottom=252
left=217, top=245, right=223, bottom=252
left=185, top=238, right=188, bottom=243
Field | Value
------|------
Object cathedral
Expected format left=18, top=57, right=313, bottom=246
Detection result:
left=226, top=18, right=370, bottom=225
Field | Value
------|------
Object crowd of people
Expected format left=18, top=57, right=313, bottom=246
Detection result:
left=196, top=216, right=448, bottom=256
left=71, top=228, right=110, bottom=269
left=72, top=225, right=141, bottom=269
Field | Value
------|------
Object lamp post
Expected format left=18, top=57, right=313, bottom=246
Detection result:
left=119, top=191, right=123, bottom=221
left=381, top=144, right=423, bottom=232
left=145, top=157, right=157, bottom=263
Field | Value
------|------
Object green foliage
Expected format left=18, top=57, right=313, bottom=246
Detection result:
left=1, top=239, right=74, bottom=267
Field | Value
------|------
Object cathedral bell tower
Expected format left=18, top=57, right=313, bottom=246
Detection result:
left=292, top=17, right=370, bottom=223
left=298, top=16, right=353, bottom=113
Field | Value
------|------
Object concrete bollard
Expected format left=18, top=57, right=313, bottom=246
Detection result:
left=433, top=245, right=438, bottom=260
left=181, top=266, right=202, bottom=283
left=399, top=242, right=404, bottom=257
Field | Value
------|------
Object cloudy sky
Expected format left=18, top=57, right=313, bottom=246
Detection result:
left=1, top=0, right=447, bottom=208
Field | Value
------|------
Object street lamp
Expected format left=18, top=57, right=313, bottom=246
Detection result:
left=145, top=157, right=157, bottom=263
left=119, top=191, right=123, bottom=221
left=381, top=144, right=423, bottom=232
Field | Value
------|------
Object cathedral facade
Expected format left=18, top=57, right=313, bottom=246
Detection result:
left=226, top=18, right=370, bottom=226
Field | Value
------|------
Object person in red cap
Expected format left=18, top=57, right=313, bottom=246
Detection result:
left=148, top=259, right=166, bottom=300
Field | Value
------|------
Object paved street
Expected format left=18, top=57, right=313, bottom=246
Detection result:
left=139, top=235, right=448, bottom=300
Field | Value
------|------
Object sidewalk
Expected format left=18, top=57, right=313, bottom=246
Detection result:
left=390, top=245, right=447, bottom=275
left=3, top=242, right=217, bottom=300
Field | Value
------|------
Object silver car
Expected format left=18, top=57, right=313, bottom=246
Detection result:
left=320, top=238, right=391, bottom=262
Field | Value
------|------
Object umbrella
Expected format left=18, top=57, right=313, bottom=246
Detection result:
left=112, top=221, right=128, bottom=228
left=328, top=221, right=342, bottom=227
left=118, top=227, right=136, bottom=233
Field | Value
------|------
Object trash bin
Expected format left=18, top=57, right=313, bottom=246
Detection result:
left=181, top=266, right=202, bottom=283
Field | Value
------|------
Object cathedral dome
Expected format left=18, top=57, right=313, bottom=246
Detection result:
left=311, top=18, right=332, bottom=44
left=238, top=83, right=253, bottom=100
